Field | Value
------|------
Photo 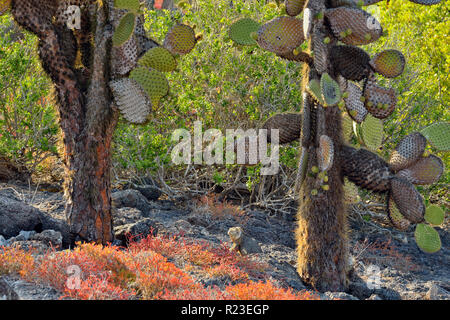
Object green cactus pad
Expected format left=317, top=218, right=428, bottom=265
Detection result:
left=389, top=132, right=427, bottom=172
left=138, top=47, right=177, bottom=72
left=307, top=79, right=325, bottom=105
left=391, top=176, right=425, bottom=223
left=388, top=195, right=411, bottom=231
left=396, top=155, right=444, bottom=185
left=420, top=122, right=450, bottom=151
left=112, top=12, right=136, bottom=47
left=415, top=223, right=441, bottom=254
left=318, top=135, right=334, bottom=172
left=320, top=73, right=341, bottom=107
left=370, top=49, right=405, bottom=78
left=286, top=0, right=306, bottom=16
left=228, top=18, right=261, bottom=46
left=129, top=67, right=169, bottom=107
left=109, top=78, right=151, bottom=124
left=114, top=0, right=140, bottom=11
left=163, top=24, right=197, bottom=55
left=360, top=114, right=383, bottom=151
left=257, top=16, right=305, bottom=55
left=424, top=205, right=445, bottom=226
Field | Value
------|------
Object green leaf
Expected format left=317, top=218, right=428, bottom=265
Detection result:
left=114, top=0, right=140, bottom=12
left=361, top=114, right=383, bottom=151
left=112, top=13, right=136, bottom=47
left=414, top=223, right=441, bottom=253
left=228, top=18, right=260, bottom=46
left=424, top=205, right=445, bottom=226
left=420, top=122, right=450, bottom=151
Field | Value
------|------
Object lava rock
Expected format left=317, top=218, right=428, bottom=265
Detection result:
left=0, top=277, right=19, bottom=300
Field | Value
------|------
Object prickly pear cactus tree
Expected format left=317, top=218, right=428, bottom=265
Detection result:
left=2, top=0, right=198, bottom=244
left=229, top=0, right=447, bottom=291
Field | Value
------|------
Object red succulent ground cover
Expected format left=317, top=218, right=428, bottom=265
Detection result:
left=0, top=231, right=320, bottom=300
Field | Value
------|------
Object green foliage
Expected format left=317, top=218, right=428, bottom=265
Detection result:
left=113, top=0, right=304, bottom=175
left=0, top=15, right=59, bottom=174
left=112, top=12, right=136, bottom=47
left=414, top=223, right=441, bottom=253
left=424, top=204, right=445, bottom=226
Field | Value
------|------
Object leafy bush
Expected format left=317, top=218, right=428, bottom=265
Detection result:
left=0, top=15, right=60, bottom=178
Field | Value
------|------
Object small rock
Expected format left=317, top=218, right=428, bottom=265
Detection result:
left=0, top=196, right=45, bottom=238
left=0, top=235, right=7, bottom=247
left=114, top=218, right=160, bottom=244
left=324, top=292, right=359, bottom=300
left=112, top=190, right=153, bottom=215
left=113, top=207, right=145, bottom=226
left=173, top=220, right=192, bottom=233
left=426, top=283, right=450, bottom=300
left=366, top=294, right=383, bottom=300
left=348, top=279, right=374, bottom=299
left=0, top=277, right=19, bottom=300
left=11, top=241, right=50, bottom=255
left=30, top=230, right=63, bottom=248
left=131, top=185, right=161, bottom=201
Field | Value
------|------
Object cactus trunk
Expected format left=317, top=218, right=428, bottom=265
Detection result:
left=295, top=0, right=348, bottom=292
left=11, top=1, right=118, bottom=244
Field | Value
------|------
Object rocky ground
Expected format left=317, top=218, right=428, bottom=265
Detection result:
left=0, top=181, right=448, bottom=300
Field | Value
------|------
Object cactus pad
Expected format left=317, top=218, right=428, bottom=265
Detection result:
left=114, top=0, right=140, bottom=11
left=360, top=114, right=383, bottom=151
left=112, top=35, right=138, bottom=76
left=363, top=79, right=396, bottom=119
left=344, top=82, right=368, bottom=123
left=286, top=0, right=306, bottom=16
left=257, top=16, right=305, bottom=55
left=408, top=0, right=442, bottom=5
left=129, top=67, right=169, bottom=107
left=424, top=205, right=445, bottom=226
left=325, top=7, right=382, bottom=45
left=396, top=155, right=444, bottom=185
left=320, top=73, right=341, bottom=107
left=370, top=50, right=406, bottom=78
left=391, top=176, right=425, bottom=223
left=307, top=79, right=325, bottom=105
left=312, top=27, right=329, bottom=74
left=138, top=47, right=177, bottom=72
left=228, top=18, right=261, bottom=46
left=341, top=145, right=392, bottom=192
left=163, top=24, right=197, bottom=55
left=0, top=0, right=11, bottom=16
left=110, top=78, right=151, bottom=124
left=261, top=113, right=302, bottom=144
left=389, top=132, right=427, bottom=172
left=112, top=12, right=136, bottom=47
left=388, top=195, right=411, bottom=231
left=415, top=223, right=441, bottom=254
left=330, top=0, right=359, bottom=7
left=330, top=45, right=371, bottom=81
left=318, top=135, right=334, bottom=172
left=420, top=122, right=450, bottom=151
